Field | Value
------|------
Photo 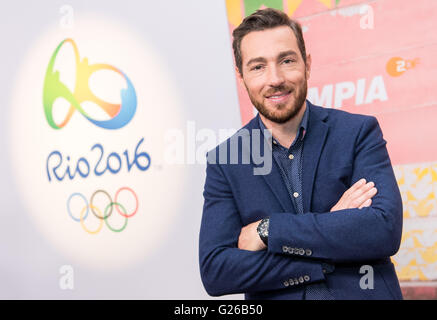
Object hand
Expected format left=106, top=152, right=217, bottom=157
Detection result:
left=330, top=178, right=377, bottom=212
left=238, top=220, right=267, bottom=251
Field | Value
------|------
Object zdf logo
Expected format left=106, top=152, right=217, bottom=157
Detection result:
left=43, top=38, right=137, bottom=130
left=386, top=56, right=420, bottom=77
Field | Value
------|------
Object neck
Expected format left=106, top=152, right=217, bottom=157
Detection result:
left=260, top=102, right=307, bottom=149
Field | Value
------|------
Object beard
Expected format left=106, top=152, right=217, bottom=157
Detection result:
left=246, top=79, right=308, bottom=124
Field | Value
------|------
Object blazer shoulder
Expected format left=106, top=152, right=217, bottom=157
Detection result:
left=311, top=103, right=377, bottom=127
left=208, top=116, right=260, bottom=153
left=206, top=115, right=259, bottom=163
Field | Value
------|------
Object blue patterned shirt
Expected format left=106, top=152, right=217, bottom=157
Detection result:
left=258, top=103, right=335, bottom=299
left=258, top=105, right=309, bottom=214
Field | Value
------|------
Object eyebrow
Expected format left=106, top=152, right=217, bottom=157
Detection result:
left=246, top=50, right=299, bottom=67
left=277, top=50, right=298, bottom=61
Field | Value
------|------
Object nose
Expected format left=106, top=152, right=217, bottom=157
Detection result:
left=266, top=65, right=285, bottom=88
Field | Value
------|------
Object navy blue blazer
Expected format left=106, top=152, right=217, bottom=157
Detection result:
left=199, top=101, right=403, bottom=300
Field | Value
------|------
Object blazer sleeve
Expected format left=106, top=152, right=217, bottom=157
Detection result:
left=267, top=116, right=403, bottom=263
left=199, top=157, right=326, bottom=296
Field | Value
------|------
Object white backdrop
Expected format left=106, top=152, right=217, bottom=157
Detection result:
left=0, top=0, right=242, bottom=299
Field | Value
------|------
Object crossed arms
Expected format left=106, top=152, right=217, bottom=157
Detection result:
left=238, top=178, right=378, bottom=251
left=199, top=116, right=403, bottom=296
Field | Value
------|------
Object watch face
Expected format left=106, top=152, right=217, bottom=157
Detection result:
left=257, top=218, right=269, bottom=243
left=259, top=224, right=268, bottom=237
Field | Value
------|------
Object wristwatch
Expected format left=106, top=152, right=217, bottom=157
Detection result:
left=257, top=217, right=270, bottom=246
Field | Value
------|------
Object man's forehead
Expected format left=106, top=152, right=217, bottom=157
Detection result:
left=240, top=26, right=299, bottom=61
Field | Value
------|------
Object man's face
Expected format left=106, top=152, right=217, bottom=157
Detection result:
left=238, top=26, right=311, bottom=124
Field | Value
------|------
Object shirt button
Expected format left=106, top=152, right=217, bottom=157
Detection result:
left=293, top=192, right=299, bottom=198
left=273, top=140, right=278, bottom=145
left=288, top=154, right=294, bottom=160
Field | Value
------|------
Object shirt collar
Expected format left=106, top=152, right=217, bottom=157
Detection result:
left=258, top=100, right=309, bottom=147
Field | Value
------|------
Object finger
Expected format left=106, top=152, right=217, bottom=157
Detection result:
left=353, top=187, right=377, bottom=208
left=342, top=181, right=374, bottom=208
left=350, top=181, right=375, bottom=200
left=344, top=178, right=366, bottom=197
left=358, top=198, right=372, bottom=209
left=333, top=179, right=368, bottom=211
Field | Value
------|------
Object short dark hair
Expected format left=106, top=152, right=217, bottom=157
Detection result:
left=232, top=8, right=307, bottom=74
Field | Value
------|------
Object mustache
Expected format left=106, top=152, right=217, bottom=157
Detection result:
left=264, top=85, right=293, bottom=97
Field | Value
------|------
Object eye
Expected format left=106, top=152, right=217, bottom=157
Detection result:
left=251, top=64, right=264, bottom=71
left=282, top=58, right=296, bottom=64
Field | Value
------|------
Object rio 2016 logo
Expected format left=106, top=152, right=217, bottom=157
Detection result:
left=67, top=187, right=138, bottom=235
left=9, top=17, right=184, bottom=267
left=43, top=38, right=147, bottom=234
left=43, top=38, right=137, bottom=130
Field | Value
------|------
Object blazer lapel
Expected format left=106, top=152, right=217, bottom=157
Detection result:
left=302, top=102, right=329, bottom=213
left=248, top=114, right=294, bottom=213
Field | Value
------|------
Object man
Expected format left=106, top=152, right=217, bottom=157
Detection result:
left=199, top=8, right=403, bottom=300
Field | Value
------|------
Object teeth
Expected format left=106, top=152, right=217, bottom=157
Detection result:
left=270, top=93, right=287, bottom=98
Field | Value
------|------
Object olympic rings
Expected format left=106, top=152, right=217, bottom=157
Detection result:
left=104, top=202, right=128, bottom=233
left=114, top=187, right=138, bottom=218
left=90, top=189, right=113, bottom=220
left=67, top=187, right=138, bottom=234
left=81, top=205, right=104, bottom=235
left=67, top=192, right=88, bottom=222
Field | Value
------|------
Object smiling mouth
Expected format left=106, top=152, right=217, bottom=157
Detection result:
left=265, top=90, right=292, bottom=103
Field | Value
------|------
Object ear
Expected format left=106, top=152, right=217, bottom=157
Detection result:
left=305, top=54, right=312, bottom=80
left=235, top=66, right=244, bottom=85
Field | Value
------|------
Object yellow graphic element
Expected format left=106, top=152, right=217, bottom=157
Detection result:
left=413, top=167, right=429, bottom=184
left=317, top=0, right=332, bottom=8
left=226, top=0, right=336, bottom=27
left=415, top=193, right=434, bottom=218
left=397, top=174, right=405, bottom=186
left=286, top=0, right=303, bottom=16
left=398, top=265, right=428, bottom=281
left=406, top=190, right=416, bottom=202
left=432, top=167, right=437, bottom=182
left=392, top=162, right=437, bottom=281
left=386, top=56, right=420, bottom=77
left=394, top=229, right=437, bottom=281
left=395, top=163, right=437, bottom=218
left=226, top=0, right=243, bottom=27
left=423, top=243, right=437, bottom=264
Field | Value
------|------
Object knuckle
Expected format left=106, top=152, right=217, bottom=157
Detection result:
left=351, top=199, right=360, bottom=207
